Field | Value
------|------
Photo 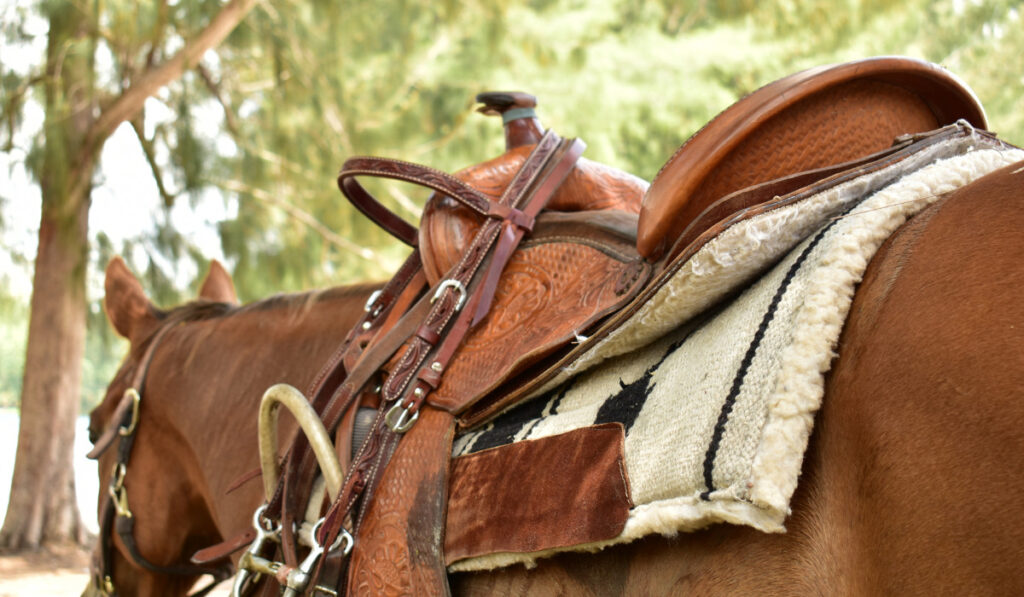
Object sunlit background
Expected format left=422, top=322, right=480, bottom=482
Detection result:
left=1, top=0, right=1023, bottom=532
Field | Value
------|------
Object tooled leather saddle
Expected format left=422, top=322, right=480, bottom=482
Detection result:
left=225, top=56, right=986, bottom=596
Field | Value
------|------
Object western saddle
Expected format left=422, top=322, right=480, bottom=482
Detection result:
left=217, top=56, right=986, bottom=596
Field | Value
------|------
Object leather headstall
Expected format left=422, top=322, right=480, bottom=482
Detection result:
left=86, top=312, right=232, bottom=597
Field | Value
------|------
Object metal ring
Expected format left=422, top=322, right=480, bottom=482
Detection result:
left=118, top=388, right=141, bottom=436
left=384, top=402, right=419, bottom=433
left=431, top=279, right=467, bottom=311
left=312, top=519, right=355, bottom=557
left=252, top=504, right=282, bottom=535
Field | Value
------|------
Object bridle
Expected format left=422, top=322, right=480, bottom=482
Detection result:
left=86, top=312, right=233, bottom=596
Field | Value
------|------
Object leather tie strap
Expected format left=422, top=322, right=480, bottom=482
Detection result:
left=338, top=157, right=499, bottom=246
left=318, top=132, right=581, bottom=550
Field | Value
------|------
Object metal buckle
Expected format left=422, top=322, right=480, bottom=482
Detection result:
left=384, top=401, right=419, bottom=433
left=363, top=289, right=383, bottom=316
left=431, top=279, right=466, bottom=311
left=118, top=388, right=140, bottom=437
left=108, top=463, right=132, bottom=518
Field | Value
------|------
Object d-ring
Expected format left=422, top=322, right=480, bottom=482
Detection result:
left=118, top=388, right=141, bottom=436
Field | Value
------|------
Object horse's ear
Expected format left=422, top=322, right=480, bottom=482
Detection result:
left=104, top=257, right=157, bottom=340
left=198, top=260, right=238, bottom=304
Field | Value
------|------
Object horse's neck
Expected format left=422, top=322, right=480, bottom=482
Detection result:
left=156, top=285, right=378, bottom=535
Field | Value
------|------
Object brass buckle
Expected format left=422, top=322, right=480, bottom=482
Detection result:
left=118, top=388, right=140, bottom=437
left=108, top=463, right=132, bottom=518
left=384, top=401, right=418, bottom=433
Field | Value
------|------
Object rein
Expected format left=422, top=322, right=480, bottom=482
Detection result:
left=86, top=312, right=233, bottom=597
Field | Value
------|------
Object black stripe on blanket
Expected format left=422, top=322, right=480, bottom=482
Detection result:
left=699, top=216, right=841, bottom=500
left=593, top=336, right=687, bottom=433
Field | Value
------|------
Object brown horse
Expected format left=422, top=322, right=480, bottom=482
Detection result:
left=452, top=160, right=1024, bottom=595
left=87, top=161, right=1024, bottom=596
left=84, top=258, right=380, bottom=596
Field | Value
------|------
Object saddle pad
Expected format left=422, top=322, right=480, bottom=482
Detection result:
left=446, top=135, right=1024, bottom=572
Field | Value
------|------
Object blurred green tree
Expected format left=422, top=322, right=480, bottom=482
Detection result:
left=1, top=0, right=1021, bottom=551
left=0, top=0, right=256, bottom=550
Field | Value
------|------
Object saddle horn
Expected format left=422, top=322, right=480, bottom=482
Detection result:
left=418, top=91, right=649, bottom=286
left=476, top=91, right=545, bottom=150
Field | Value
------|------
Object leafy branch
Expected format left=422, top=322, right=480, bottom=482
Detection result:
left=216, top=178, right=380, bottom=262
left=129, top=116, right=176, bottom=207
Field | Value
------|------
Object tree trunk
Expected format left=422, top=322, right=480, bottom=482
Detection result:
left=0, top=199, right=91, bottom=549
left=0, top=0, right=255, bottom=551
left=0, top=4, right=94, bottom=550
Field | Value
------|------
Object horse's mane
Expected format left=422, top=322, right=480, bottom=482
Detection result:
left=141, top=281, right=384, bottom=345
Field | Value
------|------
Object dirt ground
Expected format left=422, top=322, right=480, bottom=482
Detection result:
left=0, top=542, right=233, bottom=596
left=0, top=542, right=91, bottom=596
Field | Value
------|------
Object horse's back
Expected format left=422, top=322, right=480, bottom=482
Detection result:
left=819, top=159, right=1024, bottom=594
left=451, top=162, right=1024, bottom=596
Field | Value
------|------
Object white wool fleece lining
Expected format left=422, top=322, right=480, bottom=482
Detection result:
left=448, top=139, right=1024, bottom=573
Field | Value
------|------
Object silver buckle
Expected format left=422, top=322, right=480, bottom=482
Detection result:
left=431, top=279, right=466, bottom=311
left=363, top=289, right=383, bottom=316
left=384, top=401, right=419, bottom=433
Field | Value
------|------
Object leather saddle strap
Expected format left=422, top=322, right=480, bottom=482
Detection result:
left=324, top=135, right=585, bottom=596
left=305, top=137, right=557, bottom=442
left=305, top=251, right=426, bottom=411
left=318, top=132, right=579, bottom=550
left=379, top=132, right=566, bottom=405
left=411, top=138, right=587, bottom=414
left=272, top=270, right=435, bottom=564
left=339, top=157, right=527, bottom=246
left=269, top=131, right=572, bottom=585
left=194, top=257, right=428, bottom=568
left=256, top=252, right=425, bottom=565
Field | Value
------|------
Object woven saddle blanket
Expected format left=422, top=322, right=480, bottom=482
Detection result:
left=447, top=133, right=1024, bottom=572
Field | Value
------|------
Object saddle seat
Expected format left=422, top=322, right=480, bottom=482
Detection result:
left=418, top=56, right=986, bottom=428
left=420, top=57, right=985, bottom=300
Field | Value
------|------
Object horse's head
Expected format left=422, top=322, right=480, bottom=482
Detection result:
left=83, top=257, right=238, bottom=597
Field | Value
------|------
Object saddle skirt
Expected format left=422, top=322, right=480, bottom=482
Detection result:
left=444, top=127, right=1024, bottom=572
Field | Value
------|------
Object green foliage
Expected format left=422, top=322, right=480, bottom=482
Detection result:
left=0, top=284, right=27, bottom=409
left=3, top=0, right=1023, bottom=413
